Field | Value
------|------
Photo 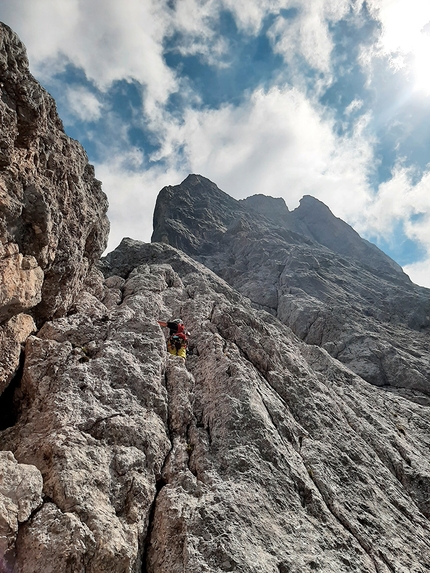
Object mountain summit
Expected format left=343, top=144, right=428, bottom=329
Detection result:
left=1, top=25, right=430, bottom=573
left=152, top=174, right=430, bottom=401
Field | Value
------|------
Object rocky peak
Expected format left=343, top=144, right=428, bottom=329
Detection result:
left=239, top=193, right=293, bottom=226
left=152, top=174, right=247, bottom=255
left=292, top=195, right=403, bottom=275
left=152, top=174, right=430, bottom=398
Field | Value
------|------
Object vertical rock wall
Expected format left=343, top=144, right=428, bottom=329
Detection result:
left=0, top=22, right=109, bottom=566
left=0, top=22, right=109, bottom=394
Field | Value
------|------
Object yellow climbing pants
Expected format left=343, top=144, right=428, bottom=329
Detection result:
left=167, top=342, right=187, bottom=359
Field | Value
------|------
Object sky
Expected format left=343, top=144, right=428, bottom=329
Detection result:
left=1, top=0, right=430, bottom=287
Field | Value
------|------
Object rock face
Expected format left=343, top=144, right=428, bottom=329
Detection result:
left=0, top=451, right=43, bottom=571
left=2, top=239, right=429, bottom=571
left=0, top=22, right=109, bottom=393
left=152, top=174, right=430, bottom=401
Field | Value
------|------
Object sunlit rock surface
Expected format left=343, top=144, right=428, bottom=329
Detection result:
left=1, top=239, right=430, bottom=571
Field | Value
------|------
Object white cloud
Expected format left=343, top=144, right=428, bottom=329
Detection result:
left=96, top=84, right=377, bottom=259
left=0, top=0, right=177, bottom=116
left=366, top=0, right=430, bottom=55
left=267, top=1, right=351, bottom=76
left=168, top=0, right=229, bottom=65
left=94, top=152, right=186, bottom=253
left=155, top=86, right=374, bottom=220
left=345, top=98, right=364, bottom=115
left=66, top=86, right=103, bottom=122
left=364, top=0, right=430, bottom=94
left=353, top=164, right=430, bottom=287
left=358, top=164, right=430, bottom=239
left=222, top=0, right=286, bottom=34
left=403, top=259, right=430, bottom=288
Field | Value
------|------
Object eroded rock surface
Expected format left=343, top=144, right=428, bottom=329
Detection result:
left=151, top=175, right=430, bottom=399
left=4, top=241, right=428, bottom=571
left=0, top=22, right=109, bottom=394
left=0, top=313, right=35, bottom=395
left=0, top=450, right=43, bottom=570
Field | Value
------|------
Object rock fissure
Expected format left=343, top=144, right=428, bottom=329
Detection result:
left=257, top=388, right=299, bottom=452
left=377, top=551, right=396, bottom=573
left=303, top=468, right=381, bottom=573
left=141, top=474, right=168, bottom=573
left=342, top=412, right=430, bottom=522
left=222, top=331, right=310, bottom=443
left=0, top=347, right=25, bottom=432
left=80, top=412, right=124, bottom=435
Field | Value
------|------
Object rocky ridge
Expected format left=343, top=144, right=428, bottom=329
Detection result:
left=1, top=22, right=430, bottom=573
left=152, top=175, right=430, bottom=402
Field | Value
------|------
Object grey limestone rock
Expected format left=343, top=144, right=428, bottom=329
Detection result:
left=0, top=22, right=109, bottom=396
left=1, top=239, right=430, bottom=571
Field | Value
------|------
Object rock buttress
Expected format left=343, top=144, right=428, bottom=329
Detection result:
left=0, top=22, right=109, bottom=394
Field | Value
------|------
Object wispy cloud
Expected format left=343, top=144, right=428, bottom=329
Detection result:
left=65, top=86, right=103, bottom=122
left=1, top=0, right=177, bottom=115
left=267, top=1, right=348, bottom=77
left=155, top=86, right=374, bottom=216
left=357, top=163, right=430, bottom=258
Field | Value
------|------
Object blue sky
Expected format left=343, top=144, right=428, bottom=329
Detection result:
left=1, top=0, right=430, bottom=286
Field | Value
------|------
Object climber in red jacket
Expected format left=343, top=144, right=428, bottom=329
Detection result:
left=158, top=319, right=188, bottom=359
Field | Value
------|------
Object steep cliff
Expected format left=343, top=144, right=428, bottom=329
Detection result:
left=1, top=23, right=430, bottom=573
left=152, top=175, right=430, bottom=402
left=0, top=22, right=109, bottom=395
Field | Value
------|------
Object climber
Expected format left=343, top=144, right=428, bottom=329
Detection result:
left=158, top=318, right=189, bottom=359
